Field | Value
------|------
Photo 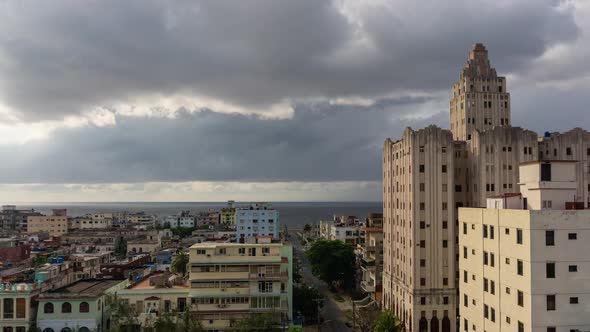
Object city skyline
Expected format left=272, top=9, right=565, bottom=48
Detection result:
left=1, top=1, right=589, bottom=202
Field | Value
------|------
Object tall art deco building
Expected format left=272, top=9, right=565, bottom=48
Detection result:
left=382, top=43, right=590, bottom=332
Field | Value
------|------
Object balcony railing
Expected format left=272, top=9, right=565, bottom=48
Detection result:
left=249, top=272, right=288, bottom=280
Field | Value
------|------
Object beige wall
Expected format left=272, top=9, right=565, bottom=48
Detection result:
left=383, top=126, right=457, bottom=331
left=27, top=215, right=68, bottom=236
left=459, top=208, right=590, bottom=332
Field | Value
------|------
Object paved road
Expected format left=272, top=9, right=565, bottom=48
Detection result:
left=289, top=232, right=350, bottom=332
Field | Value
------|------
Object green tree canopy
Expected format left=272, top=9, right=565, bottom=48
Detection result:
left=303, top=224, right=312, bottom=232
left=293, top=285, right=323, bottom=324
left=373, top=310, right=402, bottom=332
left=171, top=251, right=189, bottom=276
left=305, top=239, right=356, bottom=288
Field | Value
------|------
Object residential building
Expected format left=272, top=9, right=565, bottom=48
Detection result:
left=0, top=282, right=40, bottom=332
left=36, top=279, right=127, bottom=332
left=382, top=43, right=590, bottom=331
left=188, top=242, right=292, bottom=330
left=27, top=212, right=69, bottom=237
left=220, top=201, right=236, bottom=224
left=196, top=211, right=220, bottom=226
left=165, top=211, right=195, bottom=228
left=319, top=216, right=365, bottom=246
left=235, top=203, right=279, bottom=242
left=358, top=213, right=384, bottom=303
left=0, top=206, right=42, bottom=231
left=117, top=271, right=189, bottom=328
left=459, top=160, right=590, bottom=332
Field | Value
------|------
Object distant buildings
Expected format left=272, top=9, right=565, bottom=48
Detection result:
left=0, top=205, right=41, bottom=232
left=188, top=241, right=292, bottom=330
left=319, top=215, right=365, bottom=246
left=164, top=210, right=195, bottom=228
left=27, top=211, right=69, bottom=237
left=235, top=203, right=279, bottom=242
left=382, top=43, right=590, bottom=332
left=220, top=200, right=236, bottom=224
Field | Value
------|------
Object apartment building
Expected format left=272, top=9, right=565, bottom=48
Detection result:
left=27, top=213, right=69, bottom=237
left=383, top=43, right=590, bottom=332
left=0, top=206, right=42, bottom=231
left=459, top=160, right=590, bottom=332
left=319, top=215, right=365, bottom=246
left=220, top=200, right=237, bottom=224
left=358, top=213, right=384, bottom=302
left=0, top=283, right=40, bottom=332
left=188, top=242, right=292, bottom=330
left=235, top=203, right=279, bottom=241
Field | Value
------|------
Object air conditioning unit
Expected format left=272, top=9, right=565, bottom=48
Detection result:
left=221, top=288, right=226, bottom=292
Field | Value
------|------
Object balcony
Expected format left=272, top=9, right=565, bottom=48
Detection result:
left=361, top=257, right=375, bottom=267
left=361, top=280, right=375, bottom=293
left=248, top=272, right=288, bottom=280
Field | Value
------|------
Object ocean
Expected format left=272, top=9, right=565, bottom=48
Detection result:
left=13, top=202, right=382, bottom=229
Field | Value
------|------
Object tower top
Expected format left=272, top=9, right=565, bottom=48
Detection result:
left=462, top=43, right=497, bottom=79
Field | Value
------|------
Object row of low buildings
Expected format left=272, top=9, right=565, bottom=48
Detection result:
left=380, top=43, right=590, bottom=332
left=0, top=202, right=292, bottom=331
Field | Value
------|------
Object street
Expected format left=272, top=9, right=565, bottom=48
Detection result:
left=289, top=231, right=351, bottom=332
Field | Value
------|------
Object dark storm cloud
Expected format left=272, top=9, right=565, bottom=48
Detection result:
left=0, top=97, right=446, bottom=183
left=0, top=0, right=579, bottom=120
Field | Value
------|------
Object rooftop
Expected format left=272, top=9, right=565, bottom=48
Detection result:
left=42, top=278, right=125, bottom=298
left=127, top=272, right=188, bottom=290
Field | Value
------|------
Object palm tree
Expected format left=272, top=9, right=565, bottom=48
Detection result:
left=374, top=310, right=402, bottom=332
left=171, top=251, right=189, bottom=276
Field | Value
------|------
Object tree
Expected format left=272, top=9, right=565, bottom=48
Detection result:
left=105, top=294, right=140, bottom=332
left=171, top=251, right=189, bottom=276
left=303, top=224, right=312, bottom=233
left=287, top=326, right=304, bottom=332
left=228, top=313, right=281, bottom=331
left=114, top=236, right=127, bottom=258
left=305, top=240, right=356, bottom=289
left=373, top=310, right=402, bottom=332
left=293, top=285, right=323, bottom=324
left=352, top=306, right=380, bottom=331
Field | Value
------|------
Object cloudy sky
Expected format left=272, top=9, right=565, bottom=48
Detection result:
left=0, top=0, right=588, bottom=202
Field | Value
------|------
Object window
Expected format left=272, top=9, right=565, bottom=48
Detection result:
left=463, top=223, right=467, bottom=235
left=420, top=183, right=425, bottom=191
left=62, top=302, right=72, bottom=313
left=491, top=307, right=495, bottom=322
left=483, top=278, right=488, bottom=292
left=566, top=147, right=572, bottom=155
left=517, top=260, right=523, bottom=276
left=548, top=328, right=556, bottom=332
left=443, top=278, right=448, bottom=286
left=463, top=246, right=468, bottom=259
left=419, top=165, right=425, bottom=173
left=15, top=298, right=26, bottom=319
left=420, top=221, right=425, bottom=229
left=490, top=253, right=495, bottom=267
left=442, top=240, right=448, bottom=248
left=518, top=322, right=524, bottom=332
left=517, top=291, right=524, bottom=307
left=569, top=265, right=578, bottom=272
left=463, top=270, right=468, bottom=283
left=420, top=297, right=426, bottom=305
left=570, top=297, right=579, bottom=304
left=79, top=302, right=89, bottom=313
left=442, top=165, right=447, bottom=173
left=443, top=296, right=449, bottom=304
left=420, top=259, right=426, bottom=267
left=483, top=225, right=488, bottom=238
left=547, top=295, right=556, bottom=311
left=517, top=229, right=523, bottom=244
left=442, top=202, right=448, bottom=210
left=443, top=221, right=448, bottom=229
left=420, top=203, right=425, bottom=210
left=544, top=262, right=556, bottom=279
left=420, top=278, right=426, bottom=286
left=484, top=304, right=489, bottom=318
left=490, top=226, right=494, bottom=239
left=568, top=232, right=577, bottom=240
left=546, top=230, right=555, bottom=246
left=464, top=294, right=468, bottom=307
left=483, top=251, right=488, bottom=265
left=44, top=302, right=54, bottom=314
left=420, top=240, right=425, bottom=248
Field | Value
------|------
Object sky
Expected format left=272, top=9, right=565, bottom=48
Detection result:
left=0, top=0, right=589, bottom=202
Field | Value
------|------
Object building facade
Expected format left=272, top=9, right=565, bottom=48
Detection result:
left=459, top=161, right=590, bottom=332
left=188, top=242, right=292, bottom=330
left=0, top=283, right=39, bottom=332
left=27, top=214, right=69, bottom=237
left=382, top=43, right=590, bottom=332
left=359, top=213, right=384, bottom=303
left=235, top=203, right=279, bottom=241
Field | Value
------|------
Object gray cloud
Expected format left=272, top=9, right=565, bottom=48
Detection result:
left=0, top=97, right=446, bottom=183
left=0, top=0, right=579, bottom=120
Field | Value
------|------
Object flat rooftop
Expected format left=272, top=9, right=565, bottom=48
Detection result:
left=128, top=272, right=188, bottom=290
left=44, top=279, right=125, bottom=298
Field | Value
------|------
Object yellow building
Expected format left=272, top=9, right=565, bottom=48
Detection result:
left=27, top=215, right=68, bottom=236
left=188, top=242, right=293, bottom=330
left=459, top=161, right=590, bottom=332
